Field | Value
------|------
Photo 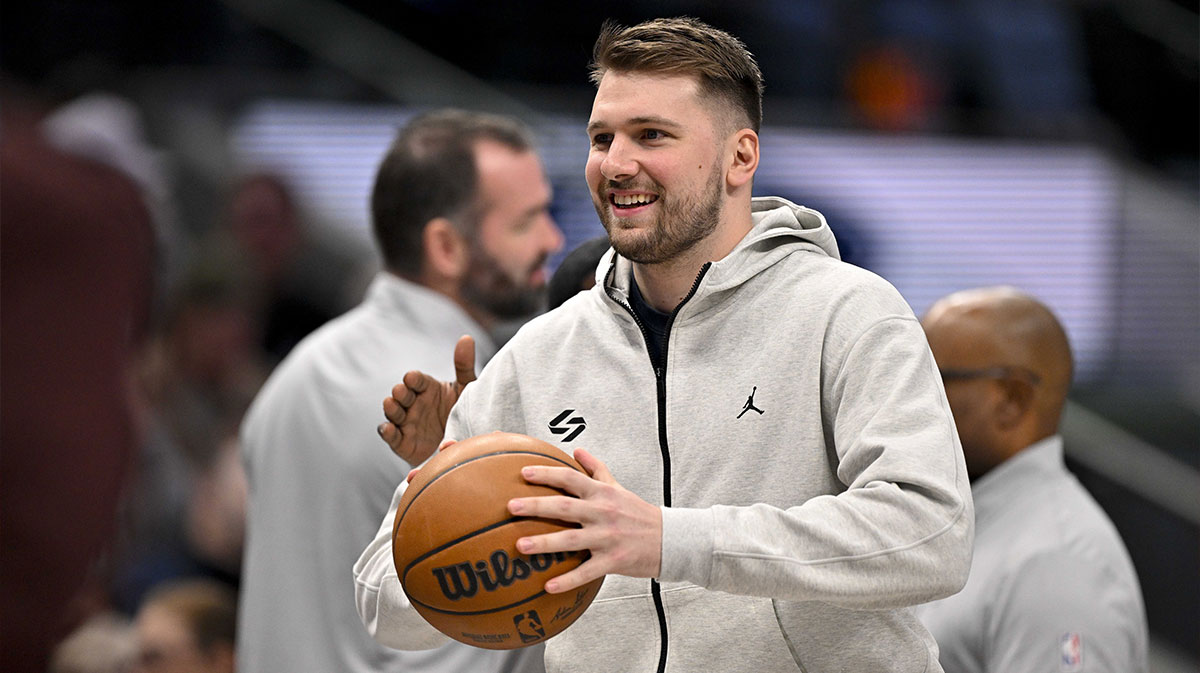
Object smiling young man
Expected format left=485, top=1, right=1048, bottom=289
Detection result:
left=357, top=18, right=973, bottom=672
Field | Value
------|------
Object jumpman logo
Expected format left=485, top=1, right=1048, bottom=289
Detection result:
left=738, top=386, right=764, bottom=418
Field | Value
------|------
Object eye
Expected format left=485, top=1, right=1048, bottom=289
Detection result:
left=642, top=129, right=668, bottom=141
left=591, top=133, right=613, bottom=147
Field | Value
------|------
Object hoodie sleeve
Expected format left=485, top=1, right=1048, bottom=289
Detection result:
left=353, top=364, right=503, bottom=648
left=352, top=477, right=453, bottom=650
left=659, top=302, right=974, bottom=609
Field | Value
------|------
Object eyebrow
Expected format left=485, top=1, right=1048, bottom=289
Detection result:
left=586, top=115, right=684, bottom=134
left=522, top=197, right=553, bottom=220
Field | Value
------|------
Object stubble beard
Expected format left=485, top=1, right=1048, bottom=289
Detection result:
left=460, top=245, right=547, bottom=321
left=594, top=166, right=723, bottom=265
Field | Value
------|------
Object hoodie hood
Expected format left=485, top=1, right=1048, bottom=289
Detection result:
left=598, top=196, right=841, bottom=306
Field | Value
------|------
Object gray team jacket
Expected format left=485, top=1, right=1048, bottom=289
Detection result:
left=354, top=197, right=974, bottom=672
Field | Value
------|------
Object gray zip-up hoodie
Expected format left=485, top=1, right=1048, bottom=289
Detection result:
left=355, top=197, right=973, bottom=672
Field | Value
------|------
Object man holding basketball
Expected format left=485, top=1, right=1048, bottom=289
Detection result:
left=357, top=18, right=973, bottom=672
left=239, top=110, right=560, bottom=673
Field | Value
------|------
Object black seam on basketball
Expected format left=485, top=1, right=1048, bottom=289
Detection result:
left=399, top=516, right=583, bottom=588
left=395, top=450, right=578, bottom=528
left=407, top=587, right=552, bottom=616
left=400, top=516, right=524, bottom=581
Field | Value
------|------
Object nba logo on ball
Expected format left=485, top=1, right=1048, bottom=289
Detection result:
left=392, top=433, right=604, bottom=649
left=514, top=610, right=545, bottom=643
left=1060, top=632, right=1083, bottom=671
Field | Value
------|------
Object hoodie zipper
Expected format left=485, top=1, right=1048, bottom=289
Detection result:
left=605, top=261, right=712, bottom=673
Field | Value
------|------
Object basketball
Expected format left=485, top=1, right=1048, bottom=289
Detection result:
left=392, top=432, right=604, bottom=650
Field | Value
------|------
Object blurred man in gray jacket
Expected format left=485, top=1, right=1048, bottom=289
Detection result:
left=238, top=109, right=561, bottom=673
left=916, top=286, right=1147, bottom=673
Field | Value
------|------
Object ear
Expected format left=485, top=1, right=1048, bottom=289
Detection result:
left=994, top=377, right=1036, bottom=430
left=725, top=129, right=759, bottom=189
left=422, top=218, right=469, bottom=281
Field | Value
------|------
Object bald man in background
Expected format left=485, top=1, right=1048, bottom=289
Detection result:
left=915, top=287, right=1147, bottom=673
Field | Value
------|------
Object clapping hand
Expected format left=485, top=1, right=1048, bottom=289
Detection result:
left=378, top=335, right=476, bottom=465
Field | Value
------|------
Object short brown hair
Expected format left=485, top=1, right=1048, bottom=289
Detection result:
left=589, top=17, right=764, bottom=133
left=371, top=109, right=534, bottom=276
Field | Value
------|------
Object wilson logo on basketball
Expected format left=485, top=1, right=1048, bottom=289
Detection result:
left=432, top=549, right=582, bottom=600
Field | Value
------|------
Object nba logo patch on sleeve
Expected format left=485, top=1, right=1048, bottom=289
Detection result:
left=1059, top=632, right=1083, bottom=671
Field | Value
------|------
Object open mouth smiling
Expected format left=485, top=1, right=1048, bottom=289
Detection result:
left=610, top=193, right=659, bottom=209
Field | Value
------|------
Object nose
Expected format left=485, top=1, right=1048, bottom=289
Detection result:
left=538, top=213, right=564, bottom=255
left=600, top=136, right=638, bottom=182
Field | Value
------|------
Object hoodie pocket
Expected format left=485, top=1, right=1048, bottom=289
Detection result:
left=772, top=600, right=937, bottom=673
left=544, top=588, right=661, bottom=672
left=663, top=584, right=802, bottom=672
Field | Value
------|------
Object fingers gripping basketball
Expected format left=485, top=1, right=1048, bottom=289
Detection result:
left=392, top=432, right=604, bottom=649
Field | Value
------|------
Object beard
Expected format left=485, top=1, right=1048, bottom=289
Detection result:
left=460, top=244, right=548, bottom=321
left=593, top=166, right=723, bottom=265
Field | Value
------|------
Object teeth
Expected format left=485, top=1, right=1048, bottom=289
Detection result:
left=613, top=193, right=656, bottom=206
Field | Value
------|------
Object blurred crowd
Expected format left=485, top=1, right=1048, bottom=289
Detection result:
left=1, top=83, right=368, bottom=673
left=4, top=0, right=1196, bottom=174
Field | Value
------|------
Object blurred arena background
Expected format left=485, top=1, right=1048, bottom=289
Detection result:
left=2, top=0, right=1196, bottom=670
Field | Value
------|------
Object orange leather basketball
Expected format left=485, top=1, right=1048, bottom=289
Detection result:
left=392, top=432, right=604, bottom=649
